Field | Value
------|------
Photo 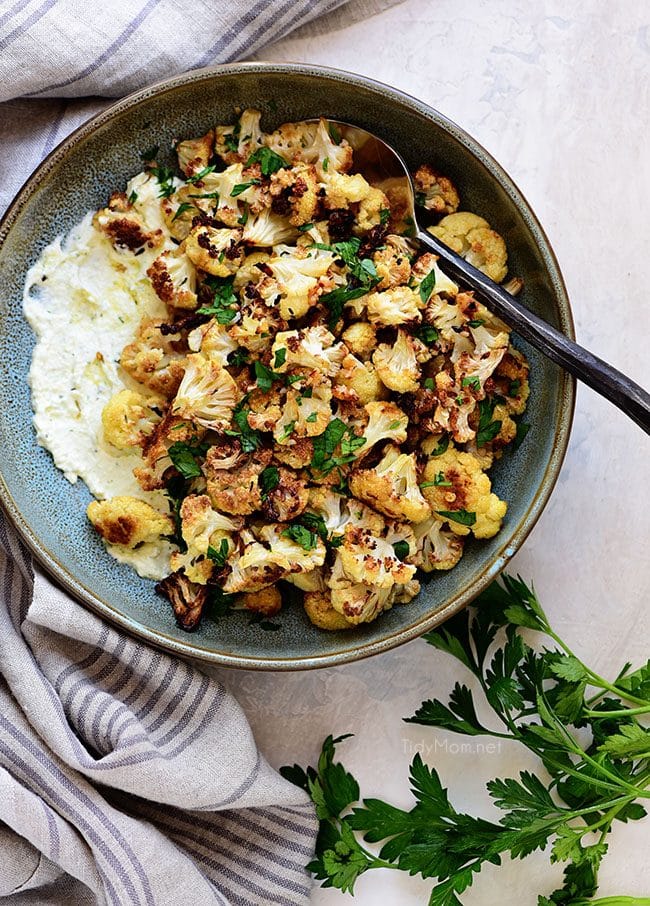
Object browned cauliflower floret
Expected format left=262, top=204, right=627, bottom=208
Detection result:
left=372, top=329, right=421, bottom=393
left=134, top=410, right=200, bottom=491
left=228, top=293, right=286, bottom=354
left=87, top=496, right=172, bottom=548
left=273, top=437, right=314, bottom=469
left=429, top=212, right=508, bottom=283
left=341, top=322, right=377, bottom=360
left=171, top=353, right=238, bottom=430
left=327, top=555, right=420, bottom=624
left=356, top=186, right=391, bottom=232
left=366, top=286, right=422, bottom=327
left=350, top=444, right=431, bottom=523
left=120, top=319, right=186, bottom=397
left=101, top=389, right=161, bottom=450
left=358, top=400, right=408, bottom=456
left=271, top=326, right=346, bottom=379
left=147, top=250, right=198, bottom=310
left=261, top=467, right=309, bottom=523
left=492, top=347, right=531, bottom=415
left=420, top=446, right=507, bottom=539
left=274, top=373, right=332, bottom=442
left=176, top=129, right=214, bottom=177
left=339, top=524, right=416, bottom=587
left=184, top=224, right=243, bottom=277
left=93, top=208, right=163, bottom=252
left=155, top=571, right=208, bottom=631
left=246, top=384, right=283, bottom=432
left=335, top=354, right=386, bottom=405
left=170, top=493, right=242, bottom=585
left=270, top=162, right=319, bottom=226
left=204, top=446, right=272, bottom=515
left=410, top=516, right=464, bottom=571
left=410, top=252, right=460, bottom=299
left=413, top=164, right=460, bottom=216
left=303, top=591, right=354, bottom=630
left=298, top=118, right=354, bottom=176
left=239, top=586, right=282, bottom=616
left=266, top=247, right=335, bottom=319
left=214, top=109, right=264, bottom=164
left=373, top=237, right=412, bottom=290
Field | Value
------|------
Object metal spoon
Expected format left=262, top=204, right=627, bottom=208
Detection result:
left=314, top=119, right=650, bottom=434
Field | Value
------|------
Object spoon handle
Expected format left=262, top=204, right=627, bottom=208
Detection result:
left=417, top=230, right=650, bottom=435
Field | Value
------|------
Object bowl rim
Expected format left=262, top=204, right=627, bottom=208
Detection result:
left=0, top=60, right=575, bottom=670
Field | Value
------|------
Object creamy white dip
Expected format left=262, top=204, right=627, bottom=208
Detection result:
left=23, top=172, right=179, bottom=579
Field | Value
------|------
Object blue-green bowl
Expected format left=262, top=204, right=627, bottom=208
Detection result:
left=0, top=63, right=574, bottom=670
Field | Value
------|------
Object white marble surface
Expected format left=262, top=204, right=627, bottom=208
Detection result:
left=215, top=2, right=650, bottom=902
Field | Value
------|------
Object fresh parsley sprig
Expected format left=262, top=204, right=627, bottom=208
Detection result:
left=284, top=576, right=650, bottom=905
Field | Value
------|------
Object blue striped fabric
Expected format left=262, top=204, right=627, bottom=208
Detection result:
left=0, top=508, right=319, bottom=904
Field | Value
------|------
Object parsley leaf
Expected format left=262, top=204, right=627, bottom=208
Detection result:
left=246, top=146, right=288, bottom=176
left=273, top=347, right=286, bottom=368
left=206, top=538, right=230, bottom=568
left=168, top=438, right=208, bottom=479
left=172, top=201, right=195, bottom=221
left=230, top=179, right=260, bottom=197
left=476, top=397, right=502, bottom=447
left=436, top=509, right=477, bottom=526
left=282, top=523, right=319, bottom=551
left=392, top=540, right=410, bottom=560
left=419, top=268, right=437, bottom=303
left=259, top=465, right=280, bottom=499
left=225, top=400, right=263, bottom=452
left=197, top=275, right=239, bottom=324
left=185, top=165, right=216, bottom=184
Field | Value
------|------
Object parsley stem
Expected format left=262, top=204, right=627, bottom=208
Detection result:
left=545, top=628, right=650, bottom=707
left=583, top=704, right=650, bottom=718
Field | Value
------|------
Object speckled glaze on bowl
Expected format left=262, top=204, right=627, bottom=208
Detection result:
left=0, top=63, right=574, bottom=670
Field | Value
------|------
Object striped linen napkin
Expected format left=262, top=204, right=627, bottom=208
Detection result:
left=0, top=1, right=401, bottom=902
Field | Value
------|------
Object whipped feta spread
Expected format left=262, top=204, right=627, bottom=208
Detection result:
left=23, top=173, right=177, bottom=579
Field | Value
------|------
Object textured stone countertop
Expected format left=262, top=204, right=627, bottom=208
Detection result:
left=215, top=2, right=650, bottom=902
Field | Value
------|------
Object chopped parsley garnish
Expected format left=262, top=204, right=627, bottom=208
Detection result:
left=476, top=397, right=503, bottom=447
left=228, top=347, right=250, bottom=366
left=207, top=585, right=237, bottom=622
left=462, top=374, right=481, bottom=391
left=416, top=325, right=439, bottom=345
left=186, top=165, right=217, bottom=184
left=421, top=471, right=453, bottom=489
left=513, top=419, right=531, bottom=451
left=172, top=202, right=195, bottom=221
left=437, top=508, right=477, bottom=526
left=418, top=268, right=437, bottom=303
left=315, top=238, right=380, bottom=329
left=127, top=190, right=138, bottom=205
left=224, top=124, right=240, bottom=153
left=379, top=208, right=391, bottom=224
left=306, top=412, right=318, bottom=423
left=197, top=275, right=239, bottom=324
left=423, top=377, right=435, bottom=390
left=298, top=222, right=315, bottom=232
left=207, top=538, right=230, bottom=568
left=509, top=378, right=521, bottom=396
left=259, top=465, right=280, bottom=499
left=273, top=347, right=287, bottom=368
left=320, top=285, right=370, bottom=329
left=279, top=420, right=296, bottom=442
left=388, top=419, right=403, bottom=431
left=168, top=438, right=209, bottom=479
left=468, top=318, right=485, bottom=328
left=282, top=523, right=319, bottom=551
left=311, top=419, right=366, bottom=476
left=225, top=400, right=263, bottom=452
left=254, top=360, right=284, bottom=393
left=237, top=204, right=249, bottom=226
left=328, top=122, right=342, bottom=145
left=230, top=179, right=260, bottom=197
left=431, top=434, right=450, bottom=456
left=246, top=146, right=288, bottom=176
left=322, top=157, right=329, bottom=171
left=392, top=540, right=410, bottom=560
left=149, top=164, right=175, bottom=198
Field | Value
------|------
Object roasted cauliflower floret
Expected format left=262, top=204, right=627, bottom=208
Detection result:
left=87, top=496, right=172, bottom=548
left=270, top=162, right=319, bottom=226
left=359, top=400, right=408, bottom=455
left=342, top=322, right=377, bottom=360
left=184, top=224, right=243, bottom=277
left=411, top=516, right=464, bottom=571
left=215, top=109, right=264, bottom=164
left=274, top=374, right=332, bottom=442
left=147, top=250, right=198, bottom=310
left=413, top=164, right=460, bottom=216
left=327, top=555, right=419, bottom=624
left=373, top=329, right=421, bottom=393
left=356, top=186, right=390, bottom=232
left=267, top=247, right=335, bottom=319
left=420, top=446, right=507, bottom=539
left=223, top=522, right=326, bottom=593
left=410, top=252, right=459, bottom=299
left=187, top=319, right=238, bottom=364
left=303, top=591, right=353, bottom=630
left=171, top=353, right=238, bottom=430
left=120, top=319, right=186, bottom=397
left=493, top=347, right=531, bottom=415
left=176, top=129, right=214, bottom=177
left=350, top=444, right=431, bottom=523
left=271, top=326, right=346, bottom=378
left=170, top=494, right=241, bottom=584
left=339, top=524, right=416, bottom=587
left=238, top=586, right=282, bottom=617
left=242, top=208, right=296, bottom=247
left=366, top=286, right=421, bottom=327
left=203, top=446, right=272, bottom=516
left=93, top=208, right=163, bottom=252
left=261, top=467, right=310, bottom=522
left=102, top=389, right=161, bottom=450
left=373, top=237, right=412, bottom=290
left=429, top=212, right=508, bottom=283
left=336, top=354, right=386, bottom=405
left=228, top=294, right=285, bottom=354
left=155, top=571, right=208, bottom=631
left=299, top=118, right=354, bottom=176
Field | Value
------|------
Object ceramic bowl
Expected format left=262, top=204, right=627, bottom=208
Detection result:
left=0, top=63, right=574, bottom=669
